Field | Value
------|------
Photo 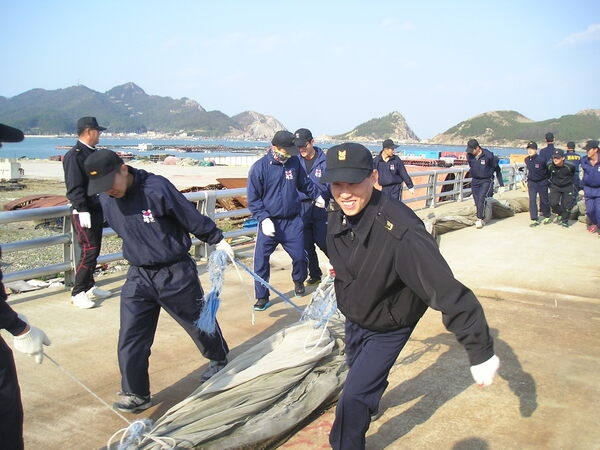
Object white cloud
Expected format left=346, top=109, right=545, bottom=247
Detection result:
left=558, top=23, right=600, bottom=47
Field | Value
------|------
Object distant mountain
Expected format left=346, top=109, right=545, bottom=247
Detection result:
left=430, top=109, right=600, bottom=148
left=330, top=111, right=419, bottom=143
left=0, top=83, right=285, bottom=139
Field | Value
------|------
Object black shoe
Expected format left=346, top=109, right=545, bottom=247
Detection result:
left=294, top=282, right=305, bottom=296
left=253, top=298, right=271, bottom=311
left=306, top=276, right=321, bottom=286
left=200, top=358, right=228, bottom=383
left=113, top=393, right=152, bottom=414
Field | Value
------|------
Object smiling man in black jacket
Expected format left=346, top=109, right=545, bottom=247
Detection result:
left=321, top=142, right=499, bottom=450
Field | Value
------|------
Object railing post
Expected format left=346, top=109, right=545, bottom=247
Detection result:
left=193, top=190, right=215, bottom=260
left=426, top=173, right=437, bottom=208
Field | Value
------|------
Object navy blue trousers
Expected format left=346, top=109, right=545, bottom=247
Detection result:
left=0, top=338, right=24, bottom=450
left=527, top=179, right=551, bottom=220
left=71, top=209, right=104, bottom=296
left=252, top=216, right=307, bottom=299
left=329, top=321, right=414, bottom=450
left=118, top=256, right=229, bottom=396
left=301, top=203, right=328, bottom=280
left=471, top=178, right=494, bottom=220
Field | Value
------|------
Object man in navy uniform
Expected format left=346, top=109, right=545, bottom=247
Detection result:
left=565, top=141, right=582, bottom=194
left=465, top=139, right=504, bottom=229
left=84, top=149, right=234, bottom=413
left=0, top=123, right=51, bottom=449
left=373, top=138, right=415, bottom=201
left=321, top=142, right=499, bottom=450
left=293, top=128, right=329, bottom=286
left=247, top=130, right=325, bottom=311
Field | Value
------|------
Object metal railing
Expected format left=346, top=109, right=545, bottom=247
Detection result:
left=0, top=164, right=524, bottom=285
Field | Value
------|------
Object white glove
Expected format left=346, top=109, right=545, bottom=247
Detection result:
left=261, top=218, right=275, bottom=237
left=76, top=211, right=91, bottom=228
left=215, top=239, right=234, bottom=261
left=498, top=186, right=506, bottom=194
left=408, top=187, right=415, bottom=194
left=315, top=195, right=326, bottom=209
left=13, top=326, right=51, bottom=364
left=470, top=354, right=499, bottom=387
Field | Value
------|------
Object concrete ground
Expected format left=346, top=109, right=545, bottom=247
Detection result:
left=4, top=191, right=600, bottom=450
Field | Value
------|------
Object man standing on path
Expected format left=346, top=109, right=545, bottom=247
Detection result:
left=539, top=132, right=557, bottom=164
left=373, top=138, right=415, bottom=201
left=465, top=139, right=504, bottom=229
left=0, top=123, right=51, bottom=450
left=84, top=149, right=234, bottom=413
left=565, top=141, right=582, bottom=194
left=524, top=141, right=552, bottom=227
left=247, top=131, right=325, bottom=311
left=321, top=142, right=499, bottom=450
left=293, top=128, right=329, bottom=286
left=62, top=117, right=111, bottom=309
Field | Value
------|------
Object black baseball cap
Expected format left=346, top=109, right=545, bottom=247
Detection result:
left=293, top=128, right=313, bottom=147
left=77, top=116, right=107, bottom=134
left=0, top=123, right=25, bottom=143
left=552, top=149, right=565, bottom=158
left=271, top=130, right=299, bottom=155
left=382, top=139, right=399, bottom=149
left=84, top=149, right=124, bottom=195
left=566, top=141, right=575, bottom=149
left=466, top=139, right=479, bottom=154
left=583, top=139, right=599, bottom=151
left=320, top=143, right=373, bottom=184
left=545, top=132, right=554, bottom=142
left=526, top=141, right=538, bottom=150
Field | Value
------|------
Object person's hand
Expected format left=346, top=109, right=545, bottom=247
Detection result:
left=498, top=186, right=506, bottom=194
left=77, top=211, right=92, bottom=228
left=470, top=354, right=499, bottom=387
left=13, top=326, right=51, bottom=364
left=408, top=187, right=415, bottom=194
left=261, top=218, right=275, bottom=237
left=315, top=195, right=326, bottom=209
left=215, top=239, right=234, bottom=261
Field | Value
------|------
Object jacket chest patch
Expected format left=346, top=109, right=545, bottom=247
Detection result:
left=142, top=209, right=155, bottom=223
left=285, top=170, right=294, bottom=180
left=315, top=168, right=322, bottom=178
left=389, top=164, right=395, bottom=171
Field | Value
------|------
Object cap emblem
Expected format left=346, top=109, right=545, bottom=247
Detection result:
left=338, top=150, right=347, bottom=161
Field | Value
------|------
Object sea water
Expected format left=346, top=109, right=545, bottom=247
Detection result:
left=0, top=136, right=527, bottom=161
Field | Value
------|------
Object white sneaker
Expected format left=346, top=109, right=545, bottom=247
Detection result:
left=71, top=291, right=96, bottom=309
left=86, top=285, right=111, bottom=299
left=475, top=219, right=484, bottom=229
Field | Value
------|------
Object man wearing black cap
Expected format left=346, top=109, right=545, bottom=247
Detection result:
left=321, top=142, right=498, bottom=450
left=524, top=141, right=552, bottom=227
left=62, top=116, right=111, bottom=309
left=580, top=140, right=600, bottom=234
left=247, top=130, right=325, bottom=311
left=465, top=139, right=504, bottom=228
left=373, top=138, right=414, bottom=201
left=565, top=141, right=582, bottom=193
left=83, top=149, right=235, bottom=413
left=0, top=123, right=51, bottom=449
left=293, top=128, right=330, bottom=286
left=539, top=132, right=557, bottom=164
left=546, top=149, right=576, bottom=227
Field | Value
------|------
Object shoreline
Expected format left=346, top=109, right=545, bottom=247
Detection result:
left=13, top=159, right=251, bottom=190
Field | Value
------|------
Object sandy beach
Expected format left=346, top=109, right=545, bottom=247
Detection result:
left=15, top=158, right=252, bottom=190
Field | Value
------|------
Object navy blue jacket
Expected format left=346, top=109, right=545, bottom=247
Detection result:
left=581, top=155, right=600, bottom=198
left=247, top=150, right=322, bottom=223
left=373, top=153, right=414, bottom=198
left=297, top=146, right=330, bottom=203
left=0, top=248, right=27, bottom=337
left=99, top=168, right=223, bottom=267
left=525, top=153, right=549, bottom=182
left=467, top=148, right=504, bottom=186
left=539, top=143, right=555, bottom=165
left=63, top=140, right=102, bottom=212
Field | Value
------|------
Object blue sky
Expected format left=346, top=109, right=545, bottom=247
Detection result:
left=1, top=0, right=599, bottom=139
